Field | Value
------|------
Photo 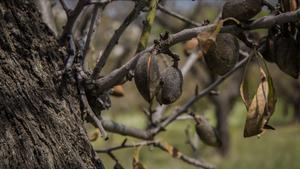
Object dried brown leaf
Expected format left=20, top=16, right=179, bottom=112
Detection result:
left=244, top=68, right=277, bottom=137
left=240, top=58, right=252, bottom=109
left=88, top=128, right=99, bottom=142
left=132, top=147, right=146, bottom=169
left=161, top=142, right=182, bottom=158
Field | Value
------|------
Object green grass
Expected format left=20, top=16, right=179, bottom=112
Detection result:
left=90, top=102, right=300, bottom=169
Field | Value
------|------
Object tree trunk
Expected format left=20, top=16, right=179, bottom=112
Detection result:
left=215, top=99, right=231, bottom=156
left=293, top=101, right=300, bottom=122
left=0, top=1, right=103, bottom=169
left=209, top=71, right=241, bottom=156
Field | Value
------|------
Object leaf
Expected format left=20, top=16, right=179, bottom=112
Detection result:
left=290, top=0, right=298, bottom=11
left=197, top=18, right=240, bottom=54
left=244, top=67, right=277, bottom=137
left=240, top=74, right=251, bottom=109
left=88, top=128, right=99, bottom=142
left=258, top=51, right=277, bottom=115
left=110, top=85, right=125, bottom=97
left=240, top=56, right=253, bottom=109
left=132, top=147, right=146, bottom=169
left=161, top=142, right=182, bottom=158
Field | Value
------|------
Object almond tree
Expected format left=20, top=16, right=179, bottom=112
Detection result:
left=1, top=0, right=300, bottom=169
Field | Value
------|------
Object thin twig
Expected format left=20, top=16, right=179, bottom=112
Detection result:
left=184, top=125, right=198, bottom=152
left=262, top=0, right=275, bottom=11
left=60, top=0, right=88, bottom=42
left=59, top=0, right=71, bottom=14
left=82, top=4, right=104, bottom=61
left=95, top=140, right=215, bottom=169
left=245, top=9, right=300, bottom=29
left=158, top=4, right=202, bottom=27
left=77, top=74, right=108, bottom=140
left=65, top=35, right=76, bottom=69
left=91, top=1, right=146, bottom=79
left=101, top=119, right=152, bottom=140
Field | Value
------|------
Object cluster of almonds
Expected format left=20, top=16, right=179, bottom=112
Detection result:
left=200, top=0, right=300, bottom=78
left=134, top=53, right=183, bottom=105
left=202, top=0, right=264, bottom=75
left=262, top=0, right=300, bottom=78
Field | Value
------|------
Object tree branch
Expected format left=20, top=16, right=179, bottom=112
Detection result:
left=77, top=74, right=108, bottom=140
left=91, top=1, right=146, bottom=79
left=82, top=4, right=104, bottom=62
left=95, top=140, right=215, bottom=169
left=149, top=51, right=251, bottom=135
left=60, top=0, right=88, bottom=42
left=97, top=51, right=251, bottom=141
left=245, top=9, right=300, bottom=29
left=157, top=4, right=202, bottom=27
left=90, top=9, right=300, bottom=95
left=101, top=119, right=152, bottom=140
left=59, top=0, right=71, bottom=13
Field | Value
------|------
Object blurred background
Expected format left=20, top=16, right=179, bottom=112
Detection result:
left=38, top=0, right=300, bottom=168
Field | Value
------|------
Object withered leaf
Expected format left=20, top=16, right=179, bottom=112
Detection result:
left=132, top=147, right=146, bottom=169
left=197, top=19, right=225, bottom=54
left=88, top=128, right=99, bottom=142
left=280, top=0, right=298, bottom=11
left=110, top=85, right=125, bottom=97
left=244, top=68, right=277, bottom=137
left=197, top=18, right=239, bottom=54
left=161, top=142, right=182, bottom=158
left=240, top=57, right=252, bottom=109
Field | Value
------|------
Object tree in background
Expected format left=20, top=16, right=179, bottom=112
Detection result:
left=1, top=0, right=300, bottom=169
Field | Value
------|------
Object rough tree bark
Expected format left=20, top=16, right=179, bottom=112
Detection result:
left=0, top=1, right=104, bottom=169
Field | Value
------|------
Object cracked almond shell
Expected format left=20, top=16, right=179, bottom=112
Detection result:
left=156, top=66, right=183, bottom=105
left=134, top=53, right=160, bottom=102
